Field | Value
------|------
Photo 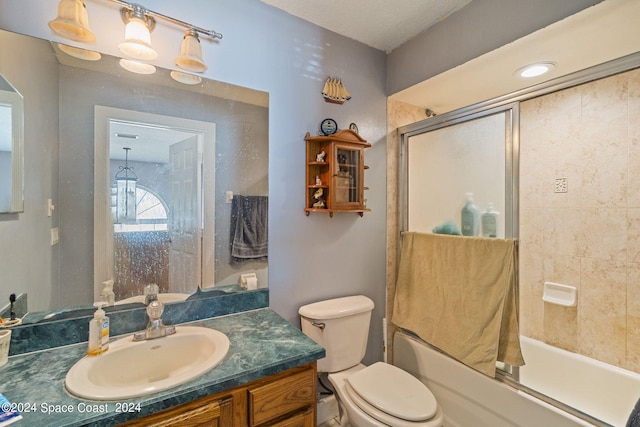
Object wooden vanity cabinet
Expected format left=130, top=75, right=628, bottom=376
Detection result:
left=304, top=129, right=370, bottom=217
left=119, top=394, right=235, bottom=427
left=118, top=363, right=317, bottom=427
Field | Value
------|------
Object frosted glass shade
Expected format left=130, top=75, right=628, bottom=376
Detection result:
left=58, top=43, right=101, bottom=61
left=48, top=0, right=96, bottom=43
left=119, top=59, right=156, bottom=75
left=175, top=30, right=207, bottom=73
left=118, top=17, right=158, bottom=61
left=170, top=71, right=202, bottom=85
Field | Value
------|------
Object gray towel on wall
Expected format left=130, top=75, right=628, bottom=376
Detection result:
left=230, top=195, right=268, bottom=261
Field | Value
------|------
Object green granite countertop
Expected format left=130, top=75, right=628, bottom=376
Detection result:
left=0, top=308, right=325, bottom=426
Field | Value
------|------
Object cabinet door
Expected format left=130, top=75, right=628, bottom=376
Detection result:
left=332, top=143, right=363, bottom=209
left=248, top=368, right=315, bottom=426
left=120, top=396, right=233, bottom=427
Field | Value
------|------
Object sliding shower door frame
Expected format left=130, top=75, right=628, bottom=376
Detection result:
left=396, top=50, right=640, bottom=427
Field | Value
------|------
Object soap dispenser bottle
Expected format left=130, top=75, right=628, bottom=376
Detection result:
left=461, top=193, right=479, bottom=236
left=87, top=302, right=109, bottom=356
left=481, top=203, right=499, bottom=238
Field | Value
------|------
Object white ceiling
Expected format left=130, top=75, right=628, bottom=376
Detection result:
left=263, top=0, right=640, bottom=115
left=260, top=0, right=472, bottom=53
left=394, top=0, right=640, bottom=114
left=110, top=121, right=197, bottom=164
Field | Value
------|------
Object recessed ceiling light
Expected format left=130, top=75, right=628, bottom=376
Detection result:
left=516, top=62, right=556, bottom=78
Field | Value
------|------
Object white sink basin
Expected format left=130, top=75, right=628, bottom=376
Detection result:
left=65, top=326, right=230, bottom=400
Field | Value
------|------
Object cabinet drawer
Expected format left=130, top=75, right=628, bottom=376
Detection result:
left=268, top=408, right=314, bottom=427
left=248, top=368, right=315, bottom=426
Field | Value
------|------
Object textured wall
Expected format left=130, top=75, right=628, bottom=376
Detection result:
left=520, top=68, right=640, bottom=372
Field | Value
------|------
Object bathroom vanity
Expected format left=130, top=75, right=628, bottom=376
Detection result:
left=120, top=363, right=316, bottom=426
left=0, top=308, right=324, bottom=426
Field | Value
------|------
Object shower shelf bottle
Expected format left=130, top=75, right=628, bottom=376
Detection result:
left=460, top=193, right=479, bottom=236
left=481, top=203, right=499, bottom=238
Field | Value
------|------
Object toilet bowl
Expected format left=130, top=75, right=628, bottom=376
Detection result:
left=329, top=363, right=443, bottom=427
left=298, top=295, right=443, bottom=427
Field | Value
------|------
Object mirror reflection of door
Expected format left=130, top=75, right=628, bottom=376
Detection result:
left=108, top=121, right=203, bottom=301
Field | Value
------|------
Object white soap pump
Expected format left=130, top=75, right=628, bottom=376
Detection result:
left=87, top=302, right=109, bottom=356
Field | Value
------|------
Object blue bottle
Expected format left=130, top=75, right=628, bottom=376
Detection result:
left=461, top=193, right=479, bottom=236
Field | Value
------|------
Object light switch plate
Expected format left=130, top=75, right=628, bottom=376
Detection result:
left=50, top=227, right=59, bottom=246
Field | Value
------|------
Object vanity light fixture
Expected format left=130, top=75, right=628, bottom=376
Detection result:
left=114, top=147, right=138, bottom=223
left=175, top=29, right=208, bottom=73
left=516, top=62, right=556, bottom=78
left=49, top=0, right=96, bottom=43
left=118, top=4, right=158, bottom=61
left=49, top=0, right=223, bottom=73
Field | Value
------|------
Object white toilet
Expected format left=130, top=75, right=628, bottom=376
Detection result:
left=299, top=295, right=443, bottom=427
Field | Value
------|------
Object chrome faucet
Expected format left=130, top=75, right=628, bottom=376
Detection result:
left=133, top=299, right=176, bottom=341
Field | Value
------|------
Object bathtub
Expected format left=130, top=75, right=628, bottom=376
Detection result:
left=393, top=330, right=604, bottom=427
left=518, top=335, right=640, bottom=427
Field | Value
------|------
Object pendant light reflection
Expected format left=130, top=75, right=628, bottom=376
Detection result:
left=48, top=0, right=96, bottom=43
left=118, top=6, right=158, bottom=61
left=175, top=29, right=207, bottom=73
left=114, top=147, right=138, bottom=223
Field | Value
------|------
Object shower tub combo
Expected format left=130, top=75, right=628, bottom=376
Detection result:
left=393, top=330, right=640, bottom=427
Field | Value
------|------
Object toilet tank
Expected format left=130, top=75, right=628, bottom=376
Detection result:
left=298, top=295, right=374, bottom=373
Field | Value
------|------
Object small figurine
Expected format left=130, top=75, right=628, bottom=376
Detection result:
left=316, top=151, right=326, bottom=162
left=312, top=188, right=326, bottom=208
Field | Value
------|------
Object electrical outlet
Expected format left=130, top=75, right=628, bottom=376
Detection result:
left=554, top=177, right=568, bottom=193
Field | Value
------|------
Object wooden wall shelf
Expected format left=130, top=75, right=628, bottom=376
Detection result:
left=304, top=129, right=370, bottom=217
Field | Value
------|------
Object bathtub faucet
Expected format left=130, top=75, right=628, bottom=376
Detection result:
left=133, top=299, right=176, bottom=341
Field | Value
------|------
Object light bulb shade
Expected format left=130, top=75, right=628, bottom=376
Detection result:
left=116, top=177, right=137, bottom=222
left=48, top=0, right=96, bottom=43
left=119, top=17, right=158, bottom=61
left=170, top=71, right=202, bottom=85
left=175, top=30, right=207, bottom=73
left=57, top=43, right=101, bottom=61
left=119, top=58, right=156, bottom=75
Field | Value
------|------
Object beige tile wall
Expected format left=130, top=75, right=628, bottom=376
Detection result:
left=520, top=68, right=640, bottom=372
left=386, top=98, right=429, bottom=364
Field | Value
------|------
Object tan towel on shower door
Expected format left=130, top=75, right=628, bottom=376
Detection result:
left=392, top=232, right=524, bottom=377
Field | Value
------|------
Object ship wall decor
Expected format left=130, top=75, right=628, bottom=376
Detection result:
left=322, top=77, right=351, bottom=104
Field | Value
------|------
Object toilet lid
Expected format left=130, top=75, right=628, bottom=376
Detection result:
left=345, top=362, right=437, bottom=422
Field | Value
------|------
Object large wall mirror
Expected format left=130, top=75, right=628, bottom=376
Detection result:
left=0, top=28, right=268, bottom=322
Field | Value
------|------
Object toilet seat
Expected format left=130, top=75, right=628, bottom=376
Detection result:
left=345, top=362, right=438, bottom=426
